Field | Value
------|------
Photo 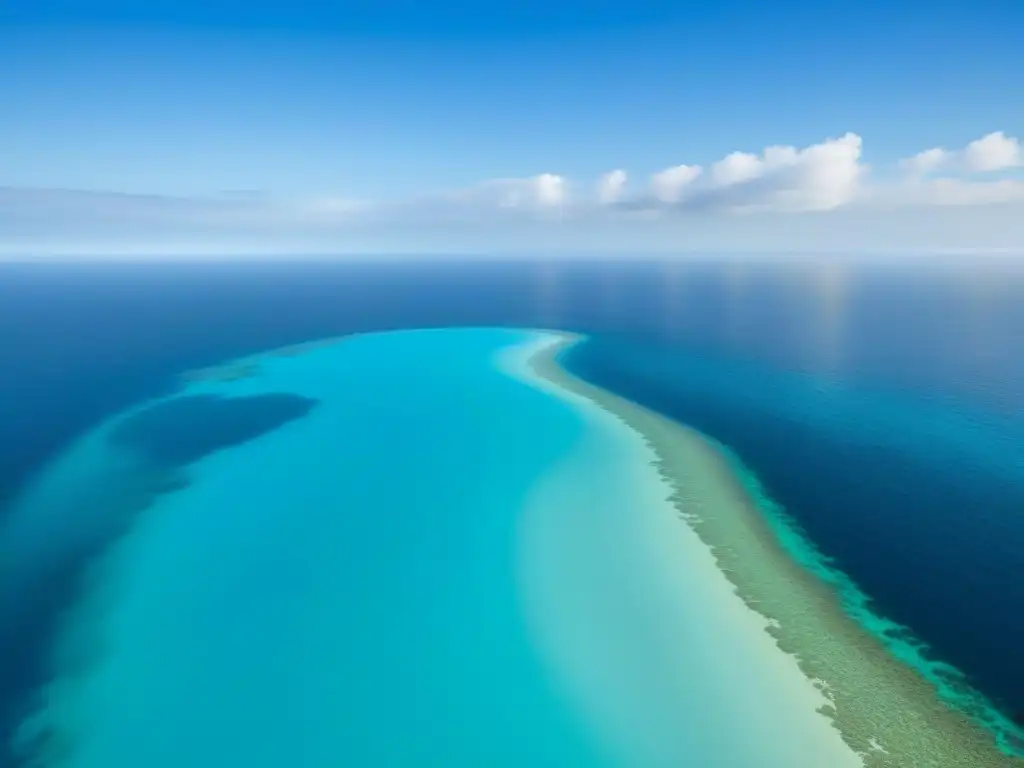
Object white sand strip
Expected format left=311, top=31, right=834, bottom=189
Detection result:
left=496, top=331, right=863, bottom=768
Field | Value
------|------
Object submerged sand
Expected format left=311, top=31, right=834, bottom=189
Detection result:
left=528, top=333, right=1024, bottom=768
left=180, top=337, right=348, bottom=384
left=502, top=333, right=863, bottom=768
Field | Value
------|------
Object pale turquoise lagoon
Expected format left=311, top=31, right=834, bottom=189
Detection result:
left=6, top=328, right=858, bottom=767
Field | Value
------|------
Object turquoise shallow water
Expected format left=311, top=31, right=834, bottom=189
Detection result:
left=8, top=327, right=856, bottom=767
left=18, top=328, right=615, bottom=766
left=13, top=328, right=623, bottom=767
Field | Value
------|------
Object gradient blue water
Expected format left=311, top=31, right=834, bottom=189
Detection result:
left=3, top=257, right=1024, bottom=760
left=16, top=329, right=616, bottom=767
left=563, top=335, right=1024, bottom=744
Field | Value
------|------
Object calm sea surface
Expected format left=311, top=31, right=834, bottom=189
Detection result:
left=2, top=256, right=1024, bottom=762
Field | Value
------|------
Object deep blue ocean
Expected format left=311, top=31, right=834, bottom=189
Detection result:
left=2, top=256, right=1024, bottom=763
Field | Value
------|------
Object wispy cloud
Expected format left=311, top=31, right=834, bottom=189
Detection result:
left=2, top=130, right=1023, bottom=255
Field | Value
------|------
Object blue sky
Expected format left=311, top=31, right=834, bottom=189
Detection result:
left=2, top=0, right=1023, bottom=255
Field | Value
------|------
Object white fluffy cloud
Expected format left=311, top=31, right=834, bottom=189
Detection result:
left=629, top=132, right=865, bottom=213
left=710, top=151, right=764, bottom=186
left=899, top=147, right=950, bottom=176
left=899, top=131, right=1022, bottom=176
left=596, top=169, right=627, bottom=204
left=530, top=173, right=568, bottom=207
left=963, top=131, right=1022, bottom=172
left=884, top=131, right=1024, bottom=209
left=650, top=164, right=703, bottom=203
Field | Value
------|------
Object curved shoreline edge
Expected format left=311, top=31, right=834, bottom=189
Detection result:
left=530, top=333, right=1024, bottom=768
left=503, top=332, right=863, bottom=767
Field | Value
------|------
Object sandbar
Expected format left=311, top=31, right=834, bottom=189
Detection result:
left=525, top=332, right=1024, bottom=768
left=502, top=332, right=864, bottom=767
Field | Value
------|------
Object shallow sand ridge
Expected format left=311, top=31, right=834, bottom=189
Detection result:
left=531, top=333, right=1024, bottom=768
left=502, top=333, right=864, bottom=768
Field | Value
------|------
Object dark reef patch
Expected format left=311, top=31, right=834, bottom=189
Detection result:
left=0, top=390, right=318, bottom=767
left=269, top=337, right=345, bottom=357
left=182, top=360, right=262, bottom=384
left=109, top=393, right=318, bottom=466
left=0, top=465, right=182, bottom=768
